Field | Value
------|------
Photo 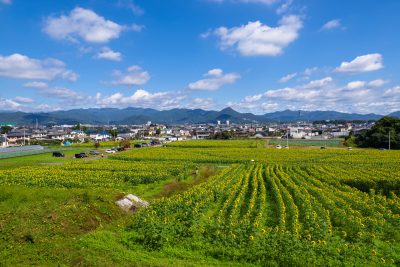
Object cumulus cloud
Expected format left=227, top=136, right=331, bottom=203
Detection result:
left=0, top=54, right=78, bottom=81
left=335, top=53, right=384, bottom=73
left=213, top=15, right=302, bottom=56
left=345, top=79, right=388, bottom=90
left=228, top=76, right=400, bottom=114
left=188, top=68, right=240, bottom=91
left=368, top=79, right=388, bottom=88
left=111, top=65, right=150, bottom=86
left=186, top=98, right=217, bottom=110
left=44, top=7, right=124, bottom=43
left=383, top=86, right=400, bottom=97
left=96, top=89, right=185, bottom=109
left=279, top=72, right=297, bottom=83
left=14, top=96, right=34, bottom=103
left=0, top=98, right=20, bottom=110
left=346, top=81, right=366, bottom=90
left=321, top=19, right=342, bottom=30
left=38, top=87, right=86, bottom=102
left=23, top=81, right=48, bottom=88
left=95, top=47, right=122, bottom=61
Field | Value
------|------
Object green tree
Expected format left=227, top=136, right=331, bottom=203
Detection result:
left=1, top=126, right=12, bottom=134
left=119, top=140, right=131, bottom=148
left=72, top=123, right=87, bottom=132
left=109, top=129, right=118, bottom=140
left=356, top=116, right=400, bottom=149
left=94, top=142, right=100, bottom=149
left=72, top=123, right=81, bottom=131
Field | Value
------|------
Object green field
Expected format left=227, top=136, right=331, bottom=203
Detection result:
left=0, top=140, right=399, bottom=266
left=268, top=138, right=343, bottom=147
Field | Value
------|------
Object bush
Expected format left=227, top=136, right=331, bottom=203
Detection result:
left=119, top=140, right=131, bottom=149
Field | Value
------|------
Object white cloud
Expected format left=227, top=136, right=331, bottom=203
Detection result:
left=346, top=81, right=366, bottom=90
left=244, top=94, right=263, bottom=103
left=130, top=24, right=145, bottom=32
left=186, top=98, right=217, bottom=110
left=23, top=81, right=48, bottom=88
left=0, top=98, right=20, bottom=110
left=384, top=86, right=400, bottom=97
left=44, top=7, right=124, bottom=43
left=279, top=72, right=297, bottom=83
left=276, top=0, right=293, bottom=15
left=111, top=65, right=150, bottom=86
left=95, top=47, right=122, bottom=61
left=0, top=54, right=78, bottom=81
left=213, top=15, right=302, bottom=56
left=301, top=76, right=333, bottom=89
left=321, top=19, right=342, bottom=30
left=303, top=67, right=319, bottom=76
left=335, top=53, right=384, bottom=73
left=228, top=76, right=400, bottom=114
left=117, top=0, right=144, bottom=16
left=14, top=96, right=34, bottom=103
left=264, top=86, right=321, bottom=100
left=32, top=104, right=62, bottom=112
left=188, top=68, right=240, bottom=90
left=261, top=102, right=279, bottom=111
left=368, top=79, right=388, bottom=88
left=0, top=0, right=11, bottom=4
left=38, top=87, right=85, bottom=101
left=96, top=89, right=184, bottom=109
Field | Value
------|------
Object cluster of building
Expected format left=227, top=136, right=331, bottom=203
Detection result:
left=0, top=120, right=374, bottom=147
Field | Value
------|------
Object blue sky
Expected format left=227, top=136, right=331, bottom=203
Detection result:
left=0, top=0, right=399, bottom=114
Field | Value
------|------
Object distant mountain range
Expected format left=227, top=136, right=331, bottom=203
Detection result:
left=0, top=107, right=398, bottom=125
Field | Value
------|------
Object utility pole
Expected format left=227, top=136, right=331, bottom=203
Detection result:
left=389, top=130, right=391, bottom=151
left=286, top=128, right=289, bottom=148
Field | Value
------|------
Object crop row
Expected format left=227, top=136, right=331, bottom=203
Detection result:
left=0, top=160, right=188, bottom=188
left=127, top=163, right=400, bottom=265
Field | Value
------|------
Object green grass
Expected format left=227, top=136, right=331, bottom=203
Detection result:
left=0, top=148, right=94, bottom=169
left=268, top=139, right=343, bottom=147
left=0, top=186, right=127, bottom=266
left=0, top=140, right=399, bottom=266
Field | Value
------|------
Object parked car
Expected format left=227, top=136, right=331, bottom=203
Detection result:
left=75, top=152, right=88, bottom=158
left=134, top=144, right=142, bottom=148
left=89, top=151, right=100, bottom=155
left=117, top=147, right=125, bottom=152
left=105, top=149, right=116, bottom=154
left=275, top=145, right=282, bottom=149
left=347, top=147, right=353, bottom=150
left=320, top=146, right=326, bottom=149
left=52, top=151, right=64, bottom=157
left=284, top=145, right=289, bottom=149
left=378, top=148, right=386, bottom=150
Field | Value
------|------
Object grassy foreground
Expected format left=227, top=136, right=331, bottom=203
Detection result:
left=0, top=140, right=399, bottom=266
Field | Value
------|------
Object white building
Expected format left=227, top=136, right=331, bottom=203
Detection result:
left=0, top=136, right=7, bottom=147
left=90, top=131, right=111, bottom=141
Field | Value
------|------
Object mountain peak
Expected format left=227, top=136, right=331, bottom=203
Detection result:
left=220, top=107, right=237, bottom=113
